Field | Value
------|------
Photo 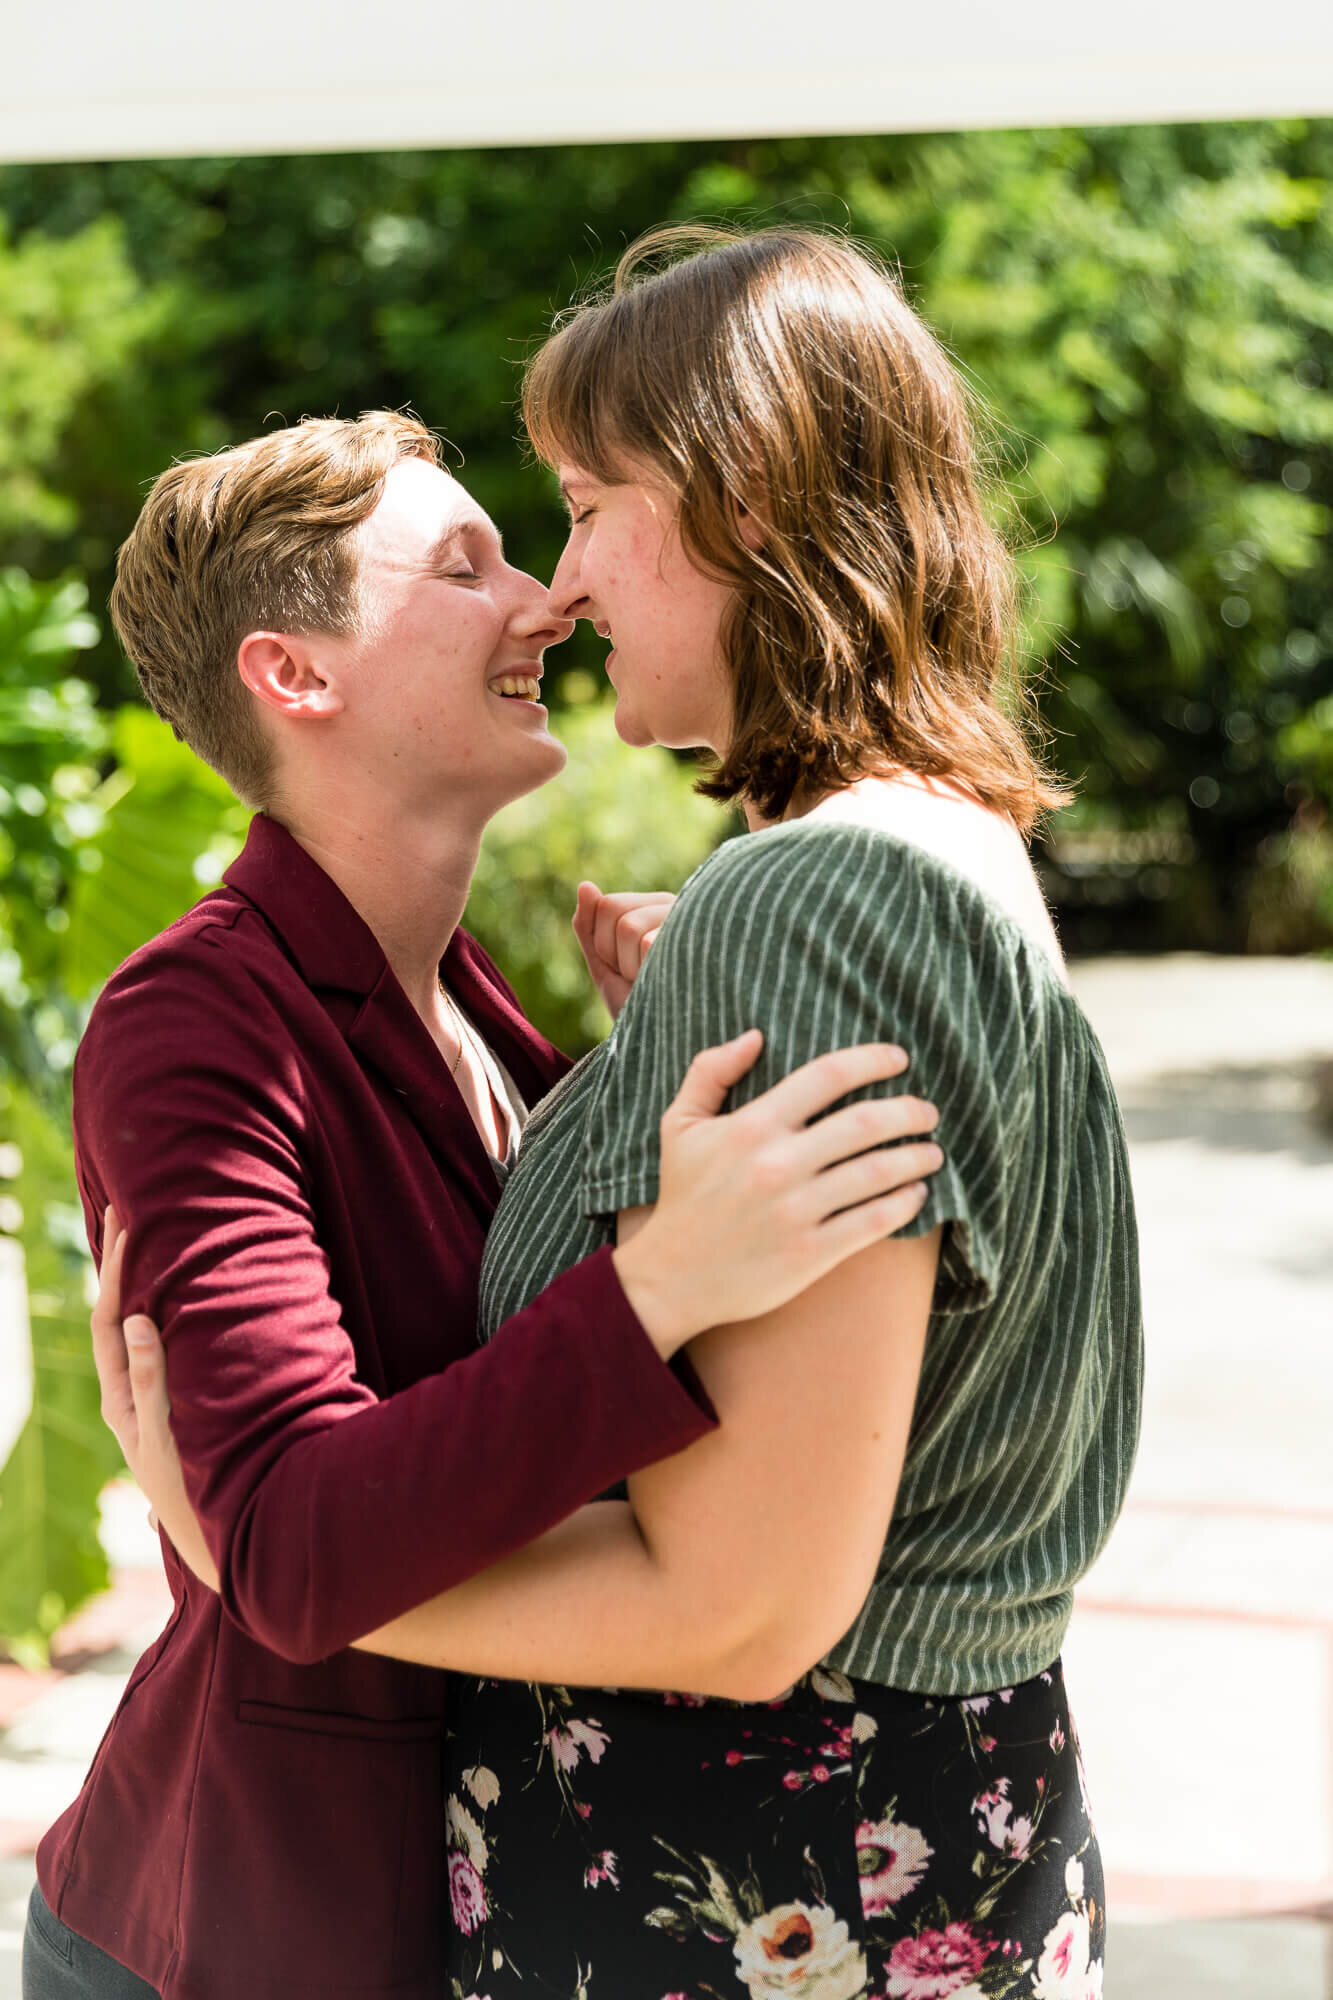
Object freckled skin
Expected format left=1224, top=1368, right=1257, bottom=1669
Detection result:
left=328, top=458, right=572, bottom=816
left=547, top=468, right=734, bottom=753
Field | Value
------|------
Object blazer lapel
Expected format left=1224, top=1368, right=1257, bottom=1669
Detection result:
left=225, top=816, right=504, bottom=1220
left=347, top=965, right=502, bottom=1224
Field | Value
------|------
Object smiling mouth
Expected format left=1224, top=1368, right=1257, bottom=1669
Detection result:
left=491, top=674, right=543, bottom=701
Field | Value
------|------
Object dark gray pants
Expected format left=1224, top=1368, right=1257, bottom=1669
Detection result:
left=22, top=1885, right=159, bottom=2000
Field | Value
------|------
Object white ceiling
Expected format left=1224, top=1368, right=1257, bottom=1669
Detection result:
left=3, top=0, right=1332, bottom=163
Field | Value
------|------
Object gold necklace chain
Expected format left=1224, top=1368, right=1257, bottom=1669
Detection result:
left=439, top=979, right=467, bottom=1080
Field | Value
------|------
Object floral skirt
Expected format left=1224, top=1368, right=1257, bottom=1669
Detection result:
left=442, top=1659, right=1103, bottom=2000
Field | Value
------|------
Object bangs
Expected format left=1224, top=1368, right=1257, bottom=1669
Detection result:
left=522, top=301, right=650, bottom=485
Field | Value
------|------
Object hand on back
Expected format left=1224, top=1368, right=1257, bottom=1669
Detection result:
left=611, top=1031, right=941, bottom=1357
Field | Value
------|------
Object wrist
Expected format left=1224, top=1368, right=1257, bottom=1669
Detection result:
left=610, top=1235, right=701, bottom=1361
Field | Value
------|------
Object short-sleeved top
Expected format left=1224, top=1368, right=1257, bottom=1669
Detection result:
left=478, top=819, right=1143, bottom=1697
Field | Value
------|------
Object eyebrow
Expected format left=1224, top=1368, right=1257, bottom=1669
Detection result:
left=424, top=515, right=505, bottom=563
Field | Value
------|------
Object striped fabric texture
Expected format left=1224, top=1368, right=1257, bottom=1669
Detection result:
left=478, top=820, right=1143, bottom=1697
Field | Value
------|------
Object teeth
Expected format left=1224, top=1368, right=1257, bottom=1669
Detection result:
left=494, top=676, right=541, bottom=700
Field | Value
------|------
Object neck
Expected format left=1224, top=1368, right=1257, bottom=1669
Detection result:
left=274, top=785, right=488, bottom=1019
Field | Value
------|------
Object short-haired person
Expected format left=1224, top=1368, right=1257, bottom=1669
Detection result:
left=90, top=228, right=1141, bottom=1998
left=24, top=409, right=945, bottom=2000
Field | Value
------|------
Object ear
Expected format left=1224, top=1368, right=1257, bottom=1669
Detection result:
left=236, top=632, right=345, bottom=721
left=730, top=493, right=767, bottom=555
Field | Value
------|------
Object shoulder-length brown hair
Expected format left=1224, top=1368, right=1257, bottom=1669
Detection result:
left=523, top=225, right=1068, bottom=833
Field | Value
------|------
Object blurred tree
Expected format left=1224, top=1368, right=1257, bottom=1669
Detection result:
left=3, top=119, right=1333, bottom=1646
left=0, top=569, right=106, bottom=1095
left=0, top=215, right=167, bottom=546
left=669, top=124, right=1333, bottom=949
left=2, top=122, right=1331, bottom=945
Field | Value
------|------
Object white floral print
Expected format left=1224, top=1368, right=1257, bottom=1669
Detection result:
left=855, top=1817, right=934, bottom=1914
left=972, top=1776, right=1035, bottom=1859
left=463, top=1764, right=501, bottom=1810
left=447, top=1795, right=489, bottom=1875
left=547, top=1717, right=610, bottom=1773
left=732, top=1900, right=866, bottom=2000
left=1033, top=1909, right=1091, bottom=1997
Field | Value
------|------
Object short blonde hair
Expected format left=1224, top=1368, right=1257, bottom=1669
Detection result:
left=525, top=227, right=1067, bottom=832
left=111, top=411, right=441, bottom=807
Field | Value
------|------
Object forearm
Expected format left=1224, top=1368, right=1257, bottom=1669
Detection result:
left=352, top=1497, right=766, bottom=1697
left=188, top=1248, right=714, bottom=1664
left=355, top=1239, right=937, bottom=1699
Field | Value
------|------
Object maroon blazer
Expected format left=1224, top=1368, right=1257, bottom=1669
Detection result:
left=38, top=814, right=715, bottom=2000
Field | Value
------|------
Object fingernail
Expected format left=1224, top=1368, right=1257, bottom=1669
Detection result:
left=125, top=1317, right=156, bottom=1348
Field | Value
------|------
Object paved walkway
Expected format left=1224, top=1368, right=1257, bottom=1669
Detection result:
left=2, top=952, right=1332, bottom=1997
left=1059, top=955, right=1333, bottom=1997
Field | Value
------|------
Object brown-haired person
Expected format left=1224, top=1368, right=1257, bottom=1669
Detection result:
left=26, top=408, right=946, bottom=2000
left=93, top=229, right=1140, bottom=1999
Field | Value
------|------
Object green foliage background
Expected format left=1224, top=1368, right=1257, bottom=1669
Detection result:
left=1, top=120, right=1332, bottom=1650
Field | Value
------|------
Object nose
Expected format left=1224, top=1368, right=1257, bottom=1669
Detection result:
left=509, top=564, right=575, bottom=652
left=546, top=533, right=590, bottom=624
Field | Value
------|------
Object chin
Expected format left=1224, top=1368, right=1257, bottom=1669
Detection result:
left=512, top=732, right=568, bottom=794
left=613, top=718, right=659, bottom=750
left=611, top=700, right=659, bottom=750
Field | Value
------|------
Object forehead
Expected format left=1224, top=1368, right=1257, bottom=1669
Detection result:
left=558, top=460, right=619, bottom=498
left=360, top=457, right=493, bottom=559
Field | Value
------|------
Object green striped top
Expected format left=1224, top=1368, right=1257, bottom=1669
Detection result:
left=477, top=819, right=1143, bottom=1696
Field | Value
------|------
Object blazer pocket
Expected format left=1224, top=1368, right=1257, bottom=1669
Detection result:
left=181, top=1701, right=445, bottom=1991
left=236, top=1698, right=442, bottom=1743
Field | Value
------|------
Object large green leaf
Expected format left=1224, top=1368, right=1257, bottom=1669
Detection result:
left=1, top=708, right=247, bottom=1659
left=62, top=704, right=249, bottom=998
left=0, top=1082, right=121, bottom=1666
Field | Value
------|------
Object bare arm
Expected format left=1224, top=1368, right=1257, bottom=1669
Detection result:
left=93, top=1045, right=944, bottom=1662
left=103, top=1220, right=937, bottom=1700
left=353, top=1223, right=938, bottom=1698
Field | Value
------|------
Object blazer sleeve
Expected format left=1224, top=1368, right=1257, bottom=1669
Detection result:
left=75, top=939, right=714, bottom=1666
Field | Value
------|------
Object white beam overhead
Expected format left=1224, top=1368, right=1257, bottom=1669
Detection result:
left=3, top=0, right=1332, bottom=165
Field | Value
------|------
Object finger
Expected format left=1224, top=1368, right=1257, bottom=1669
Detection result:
left=90, top=1225, right=130, bottom=1379
left=805, top=1179, right=933, bottom=1265
left=613, top=906, right=667, bottom=983
left=594, top=892, right=674, bottom=976
left=740, top=1044, right=911, bottom=1130
left=792, top=1095, right=940, bottom=1173
left=95, top=1215, right=127, bottom=1312
left=593, top=894, right=639, bottom=977
left=91, top=1238, right=135, bottom=1444
left=800, top=1140, right=945, bottom=1221
left=124, top=1314, right=172, bottom=1431
left=572, top=881, right=602, bottom=961
left=639, top=926, right=661, bottom=964
left=663, top=1030, right=765, bottom=1121
left=573, top=880, right=601, bottom=932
